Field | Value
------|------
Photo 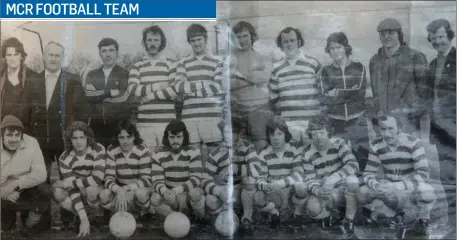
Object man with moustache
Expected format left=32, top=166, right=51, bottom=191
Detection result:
left=229, top=21, right=273, bottom=153
left=269, top=27, right=322, bottom=146
left=84, top=38, right=130, bottom=148
left=369, top=18, right=430, bottom=141
left=426, top=19, right=456, bottom=144
left=23, top=41, right=88, bottom=183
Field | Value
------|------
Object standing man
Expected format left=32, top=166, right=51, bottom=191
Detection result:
left=84, top=38, right=130, bottom=148
left=1, top=115, right=51, bottom=236
left=426, top=19, right=456, bottom=144
left=229, top=21, right=273, bottom=152
left=269, top=27, right=323, bottom=146
left=369, top=18, right=430, bottom=141
left=22, top=41, right=88, bottom=183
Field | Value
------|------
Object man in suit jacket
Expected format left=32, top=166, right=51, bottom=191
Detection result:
left=22, top=41, right=89, bottom=183
left=426, top=19, right=456, bottom=144
left=84, top=38, right=131, bottom=148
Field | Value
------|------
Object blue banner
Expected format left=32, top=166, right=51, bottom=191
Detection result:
left=0, top=0, right=216, bottom=20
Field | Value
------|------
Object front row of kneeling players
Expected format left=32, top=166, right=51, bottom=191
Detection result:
left=0, top=113, right=433, bottom=238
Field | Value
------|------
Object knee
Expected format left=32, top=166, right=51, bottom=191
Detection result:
left=356, top=186, right=373, bottom=205
left=134, top=188, right=151, bottom=203
left=345, top=175, right=360, bottom=193
left=293, top=182, right=309, bottom=199
left=86, top=186, right=102, bottom=202
left=150, top=193, right=163, bottom=207
left=417, top=183, right=436, bottom=202
left=188, top=188, right=204, bottom=202
left=99, top=189, right=113, bottom=205
left=242, top=177, right=256, bottom=192
left=306, top=195, right=323, bottom=218
left=206, top=194, right=222, bottom=211
left=52, top=187, right=68, bottom=203
left=253, top=191, right=267, bottom=207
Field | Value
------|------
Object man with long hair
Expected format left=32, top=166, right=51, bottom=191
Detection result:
left=99, top=120, right=152, bottom=217
left=52, top=121, right=106, bottom=237
left=149, top=119, right=205, bottom=220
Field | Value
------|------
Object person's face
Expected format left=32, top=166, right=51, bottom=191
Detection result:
left=379, top=117, right=399, bottom=146
left=310, top=128, right=331, bottom=150
left=118, top=129, right=134, bottom=153
left=280, top=31, right=300, bottom=57
left=168, top=131, right=184, bottom=153
left=3, top=128, right=22, bottom=151
left=144, top=32, right=162, bottom=56
left=236, top=29, right=253, bottom=50
left=99, top=44, right=118, bottom=67
left=269, top=128, right=286, bottom=150
left=429, top=26, right=452, bottom=55
left=379, top=30, right=400, bottom=49
left=5, top=47, right=22, bottom=70
left=43, top=44, right=63, bottom=72
left=189, top=36, right=207, bottom=55
left=329, top=41, right=347, bottom=62
left=71, top=130, right=88, bottom=154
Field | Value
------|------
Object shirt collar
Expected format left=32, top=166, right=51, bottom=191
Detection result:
left=45, top=68, right=61, bottom=78
left=439, top=45, right=453, bottom=57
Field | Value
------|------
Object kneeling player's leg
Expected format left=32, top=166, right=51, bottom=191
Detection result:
left=189, top=187, right=205, bottom=218
left=253, top=191, right=278, bottom=215
left=134, top=188, right=152, bottom=211
left=206, top=194, right=223, bottom=214
left=99, top=189, right=115, bottom=211
left=53, top=187, right=73, bottom=213
left=150, top=192, right=173, bottom=217
left=306, top=195, right=328, bottom=219
left=344, top=175, right=359, bottom=220
left=292, top=182, right=309, bottom=216
left=356, top=185, right=377, bottom=206
left=416, top=182, right=436, bottom=220
left=241, top=177, right=256, bottom=222
left=85, top=186, right=103, bottom=216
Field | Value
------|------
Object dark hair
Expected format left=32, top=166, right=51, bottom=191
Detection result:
left=1, top=37, right=27, bottom=60
left=276, top=27, right=304, bottom=50
left=142, top=25, right=167, bottom=52
left=379, top=29, right=405, bottom=45
left=427, top=19, right=455, bottom=42
left=162, top=119, right=190, bottom=150
left=325, top=32, right=352, bottom=57
left=218, top=117, right=245, bottom=139
left=63, top=121, right=96, bottom=150
left=305, top=116, right=333, bottom=139
left=1, top=126, right=23, bottom=140
left=186, top=24, right=208, bottom=43
left=111, top=120, right=143, bottom=147
left=232, top=21, right=258, bottom=45
left=377, top=114, right=403, bottom=131
left=98, top=37, right=119, bottom=51
left=265, top=116, right=292, bottom=144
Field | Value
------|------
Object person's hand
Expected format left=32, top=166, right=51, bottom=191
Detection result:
left=263, top=183, right=274, bottom=194
left=318, top=187, right=333, bottom=200
left=376, top=181, right=393, bottom=196
left=110, top=89, right=120, bottom=97
left=163, top=189, right=176, bottom=203
left=77, top=220, right=90, bottom=237
left=6, top=191, right=20, bottom=203
left=271, top=180, right=284, bottom=192
left=1, top=181, right=18, bottom=198
left=114, top=188, right=128, bottom=212
left=215, top=186, right=230, bottom=203
left=328, top=89, right=339, bottom=97
left=62, top=179, right=75, bottom=189
left=322, top=176, right=338, bottom=191
left=85, top=84, right=96, bottom=91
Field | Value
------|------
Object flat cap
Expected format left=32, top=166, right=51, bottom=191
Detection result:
left=377, top=18, right=402, bottom=32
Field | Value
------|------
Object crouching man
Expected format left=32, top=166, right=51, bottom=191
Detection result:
left=52, top=122, right=106, bottom=237
left=149, top=120, right=206, bottom=221
left=203, top=117, right=258, bottom=234
left=100, top=120, right=152, bottom=217
left=358, top=114, right=436, bottom=237
left=295, top=116, right=359, bottom=239
left=1, top=115, right=51, bottom=236
left=249, top=116, right=304, bottom=228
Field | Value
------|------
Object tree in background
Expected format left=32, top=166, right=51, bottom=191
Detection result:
left=66, top=52, right=95, bottom=83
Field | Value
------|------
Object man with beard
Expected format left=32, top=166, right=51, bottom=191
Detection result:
left=52, top=122, right=106, bottom=237
left=269, top=27, right=323, bottom=146
left=358, top=114, right=435, bottom=238
left=100, top=120, right=152, bottom=216
left=203, top=117, right=258, bottom=234
left=249, top=116, right=304, bottom=228
left=228, top=21, right=273, bottom=152
left=295, top=116, right=359, bottom=239
left=149, top=120, right=205, bottom=220
left=84, top=38, right=130, bottom=148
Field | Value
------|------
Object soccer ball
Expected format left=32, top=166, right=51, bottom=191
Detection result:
left=164, top=212, right=190, bottom=238
left=214, top=209, right=239, bottom=237
left=109, top=212, right=136, bottom=239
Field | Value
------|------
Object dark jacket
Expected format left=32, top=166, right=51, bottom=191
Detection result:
left=84, top=64, right=132, bottom=124
left=369, top=44, right=430, bottom=116
left=318, top=60, right=366, bottom=121
left=0, top=65, right=37, bottom=121
left=22, top=70, right=89, bottom=151
left=428, top=46, right=456, bottom=120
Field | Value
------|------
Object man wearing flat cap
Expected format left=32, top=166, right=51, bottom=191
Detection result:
left=0, top=115, right=51, bottom=236
left=368, top=18, right=431, bottom=143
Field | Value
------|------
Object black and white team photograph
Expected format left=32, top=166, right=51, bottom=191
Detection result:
left=0, top=1, right=455, bottom=239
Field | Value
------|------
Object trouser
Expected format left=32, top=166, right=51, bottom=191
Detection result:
left=42, top=148, right=63, bottom=184
left=90, top=118, right=120, bottom=149
left=1, top=183, right=52, bottom=231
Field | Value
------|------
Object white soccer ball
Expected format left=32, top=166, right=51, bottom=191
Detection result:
left=214, top=210, right=239, bottom=237
left=164, top=212, right=191, bottom=238
left=109, top=212, right=137, bottom=239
